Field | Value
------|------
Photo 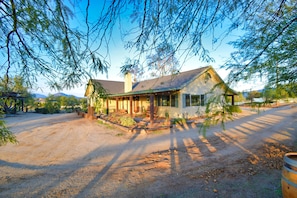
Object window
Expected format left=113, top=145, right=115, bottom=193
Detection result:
left=191, top=95, right=201, bottom=106
left=183, top=94, right=206, bottom=107
left=183, top=94, right=191, bottom=107
left=201, top=95, right=205, bottom=106
left=191, top=94, right=205, bottom=106
left=171, top=94, right=178, bottom=107
left=157, top=94, right=178, bottom=107
left=157, top=95, right=170, bottom=106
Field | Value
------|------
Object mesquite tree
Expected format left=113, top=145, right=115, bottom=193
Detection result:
left=1, top=0, right=296, bottom=143
left=1, top=0, right=108, bottom=90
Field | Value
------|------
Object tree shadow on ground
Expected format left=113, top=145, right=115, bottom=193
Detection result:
left=0, top=105, right=296, bottom=197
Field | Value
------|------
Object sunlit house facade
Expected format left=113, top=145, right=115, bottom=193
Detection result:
left=84, top=66, right=236, bottom=119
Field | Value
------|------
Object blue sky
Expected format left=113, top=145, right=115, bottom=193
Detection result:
left=31, top=1, right=266, bottom=97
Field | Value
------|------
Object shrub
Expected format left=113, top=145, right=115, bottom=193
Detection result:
left=228, top=105, right=242, bottom=113
left=120, top=116, right=136, bottom=127
left=0, top=118, right=18, bottom=146
left=165, top=111, right=170, bottom=120
left=35, top=108, right=48, bottom=114
left=35, top=107, right=59, bottom=114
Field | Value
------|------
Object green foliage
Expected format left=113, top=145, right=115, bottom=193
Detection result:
left=120, top=58, right=144, bottom=82
left=284, top=83, right=297, bottom=98
left=43, top=96, right=60, bottom=114
left=34, top=95, right=59, bottom=114
left=263, top=84, right=294, bottom=103
left=250, top=102, right=263, bottom=113
left=33, top=94, right=85, bottom=114
left=35, top=108, right=48, bottom=114
left=165, top=111, right=170, bottom=120
left=0, top=75, right=32, bottom=113
left=89, top=80, right=108, bottom=114
left=116, top=133, right=124, bottom=137
left=225, top=1, right=296, bottom=88
left=24, top=94, right=35, bottom=112
left=94, top=98, right=103, bottom=114
left=97, top=120, right=105, bottom=125
left=0, top=114, right=18, bottom=146
left=97, top=120, right=115, bottom=129
left=247, top=91, right=262, bottom=101
left=172, top=118, right=186, bottom=125
left=151, top=130, right=163, bottom=135
left=56, top=95, right=80, bottom=112
left=199, top=95, right=234, bottom=137
left=228, top=105, right=242, bottom=113
left=276, top=87, right=289, bottom=100
left=146, top=42, right=180, bottom=77
left=103, top=112, right=136, bottom=127
left=2, top=1, right=296, bottom=98
left=80, top=98, right=88, bottom=113
left=1, top=1, right=108, bottom=90
left=263, top=88, right=276, bottom=102
left=120, top=116, right=136, bottom=127
left=234, top=92, right=246, bottom=103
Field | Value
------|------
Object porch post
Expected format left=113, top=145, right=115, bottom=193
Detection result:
left=21, top=98, right=24, bottom=112
left=106, top=98, right=109, bottom=115
left=149, top=94, right=154, bottom=125
left=231, top=95, right=235, bottom=106
left=13, top=98, right=17, bottom=114
left=129, top=96, right=133, bottom=116
left=116, top=97, right=119, bottom=112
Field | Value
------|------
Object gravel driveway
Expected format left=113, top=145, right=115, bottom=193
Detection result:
left=0, top=104, right=296, bottom=197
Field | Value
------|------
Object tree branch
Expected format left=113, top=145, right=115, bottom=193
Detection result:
left=231, top=16, right=297, bottom=83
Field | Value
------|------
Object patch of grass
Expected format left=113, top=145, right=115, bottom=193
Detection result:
left=97, top=120, right=115, bottom=129
left=172, top=118, right=186, bottom=125
left=105, top=125, right=115, bottom=129
left=151, top=130, right=163, bottom=135
left=116, top=132, right=124, bottom=137
left=97, top=120, right=105, bottom=125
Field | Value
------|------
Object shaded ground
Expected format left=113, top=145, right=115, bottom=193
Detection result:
left=0, top=104, right=297, bottom=197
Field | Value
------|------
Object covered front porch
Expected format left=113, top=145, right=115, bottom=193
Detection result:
left=105, top=93, right=162, bottom=125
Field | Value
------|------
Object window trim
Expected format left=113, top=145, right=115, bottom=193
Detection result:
left=157, top=94, right=179, bottom=107
left=183, top=94, right=206, bottom=107
left=170, top=94, right=178, bottom=107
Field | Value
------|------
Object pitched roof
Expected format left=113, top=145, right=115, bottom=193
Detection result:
left=90, top=79, right=124, bottom=94
left=112, top=66, right=211, bottom=96
left=88, top=66, right=235, bottom=97
left=134, top=66, right=209, bottom=92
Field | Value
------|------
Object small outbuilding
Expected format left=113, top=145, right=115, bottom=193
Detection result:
left=0, top=91, right=26, bottom=114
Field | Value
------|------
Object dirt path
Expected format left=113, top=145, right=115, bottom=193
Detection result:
left=0, top=105, right=297, bottom=197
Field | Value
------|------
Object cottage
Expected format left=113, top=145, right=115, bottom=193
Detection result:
left=84, top=66, right=236, bottom=121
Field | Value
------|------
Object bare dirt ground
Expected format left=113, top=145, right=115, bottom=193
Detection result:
left=1, top=104, right=297, bottom=197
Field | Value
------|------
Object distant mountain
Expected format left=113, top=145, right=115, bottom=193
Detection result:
left=32, top=93, right=47, bottom=98
left=53, top=92, right=82, bottom=98
left=53, top=92, right=69, bottom=97
left=32, top=92, right=82, bottom=99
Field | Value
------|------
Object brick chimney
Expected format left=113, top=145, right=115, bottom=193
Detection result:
left=124, top=72, right=132, bottom=93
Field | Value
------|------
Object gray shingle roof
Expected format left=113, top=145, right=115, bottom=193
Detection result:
left=90, top=66, right=228, bottom=96
left=90, top=79, right=124, bottom=94
left=131, top=66, right=209, bottom=94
